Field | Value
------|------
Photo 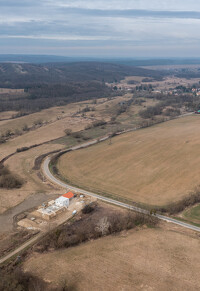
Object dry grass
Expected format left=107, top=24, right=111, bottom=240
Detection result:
left=57, top=115, right=200, bottom=207
left=23, top=223, right=200, bottom=290
left=0, top=100, right=94, bottom=135
left=0, top=114, right=91, bottom=161
left=0, top=111, right=18, bottom=120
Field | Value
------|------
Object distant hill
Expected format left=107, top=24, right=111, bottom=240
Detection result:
left=1, top=54, right=200, bottom=67
left=0, top=62, right=164, bottom=88
left=115, top=58, right=200, bottom=67
left=0, top=54, right=76, bottom=64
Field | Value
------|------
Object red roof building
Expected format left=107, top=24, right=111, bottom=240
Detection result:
left=62, top=192, right=74, bottom=199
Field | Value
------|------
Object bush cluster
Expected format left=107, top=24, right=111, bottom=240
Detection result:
left=82, top=202, right=96, bottom=214
left=139, top=104, right=163, bottom=119
left=38, top=207, right=158, bottom=252
left=85, top=119, right=107, bottom=130
left=159, top=191, right=200, bottom=215
left=0, top=164, right=23, bottom=189
left=0, top=269, right=76, bottom=291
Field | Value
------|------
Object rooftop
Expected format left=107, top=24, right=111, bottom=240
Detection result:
left=62, top=192, right=74, bottom=199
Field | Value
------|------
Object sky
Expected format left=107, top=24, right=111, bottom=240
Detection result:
left=1, top=0, right=200, bottom=58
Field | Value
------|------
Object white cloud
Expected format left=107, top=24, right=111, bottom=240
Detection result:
left=54, top=0, right=200, bottom=11
left=0, top=0, right=200, bottom=56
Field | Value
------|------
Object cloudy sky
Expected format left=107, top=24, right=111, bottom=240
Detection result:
left=1, top=0, right=200, bottom=57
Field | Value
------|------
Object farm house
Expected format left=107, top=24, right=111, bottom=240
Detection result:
left=62, top=192, right=74, bottom=200
left=55, top=192, right=74, bottom=207
left=55, top=196, right=69, bottom=207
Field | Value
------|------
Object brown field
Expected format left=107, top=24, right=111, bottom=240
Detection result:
left=0, top=88, right=24, bottom=94
left=23, top=222, right=200, bottom=290
left=0, top=111, right=18, bottom=120
left=0, top=100, right=95, bottom=135
left=57, top=115, right=200, bottom=207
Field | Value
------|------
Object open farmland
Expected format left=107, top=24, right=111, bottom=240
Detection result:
left=118, top=75, right=200, bottom=91
left=57, top=115, right=200, bottom=207
left=23, top=223, right=200, bottom=290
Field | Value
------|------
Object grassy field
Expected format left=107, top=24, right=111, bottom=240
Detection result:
left=182, top=204, right=200, bottom=224
left=23, top=223, right=200, bottom=290
left=57, top=115, right=200, bottom=207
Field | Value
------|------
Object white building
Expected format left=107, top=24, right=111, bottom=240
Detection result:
left=55, top=196, right=69, bottom=208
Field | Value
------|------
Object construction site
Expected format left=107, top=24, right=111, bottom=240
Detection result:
left=17, top=192, right=94, bottom=231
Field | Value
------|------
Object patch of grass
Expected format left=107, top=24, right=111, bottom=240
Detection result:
left=182, top=204, right=200, bottom=224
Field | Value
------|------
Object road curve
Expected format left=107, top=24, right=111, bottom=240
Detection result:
left=43, top=152, right=200, bottom=233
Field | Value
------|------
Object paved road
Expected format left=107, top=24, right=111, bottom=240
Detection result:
left=43, top=152, right=200, bottom=233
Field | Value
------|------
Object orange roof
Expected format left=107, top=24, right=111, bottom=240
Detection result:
left=62, top=192, right=74, bottom=199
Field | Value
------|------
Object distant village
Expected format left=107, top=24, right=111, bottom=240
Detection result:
left=111, top=82, right=200, bottom=97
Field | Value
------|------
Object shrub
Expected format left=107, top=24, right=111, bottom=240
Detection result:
left=139, top=104, right=163, bottom=119
left=110, top=116, right=116, bottom=124
left=0, top=174, right=23, bottom=189
left=22, top=124, right=29, bottom=131
left=160, top=191, right=200, bottom=215
left=163, top=108, right=181, bottom=117
left=0, top=136, right=6, bottom=144
left=16, top=147, right=29, bottom=152
left=71, top=132, right=83, bottom=139
left=92, top=120, right=107, bottom=127
left=82, top=203, right=96, bottom=214
left=84, top=124, right=92, bottom=130
left=82, top=135, right=90, bottom=141
left=64, top=129, right=72, bottom=136
left=0, top=270, right=48, bottom=291
left=37, top=206, right=158, bottom=252
left=0, top=165, right=23, bottom=189
left=33, top=119, right=43, bottom=126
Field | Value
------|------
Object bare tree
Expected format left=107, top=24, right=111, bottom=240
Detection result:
left=95, top=217, right=110, bottom=236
